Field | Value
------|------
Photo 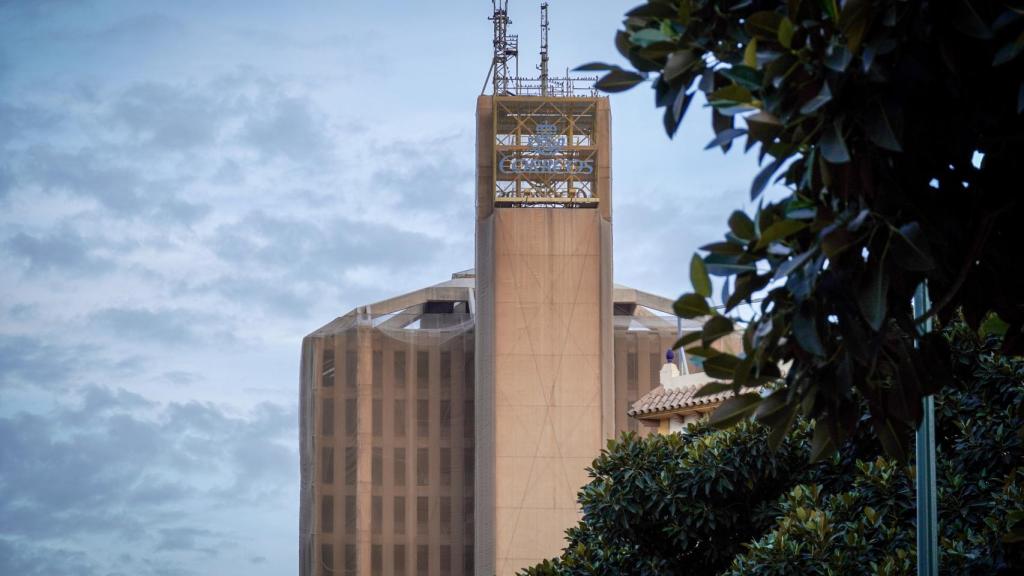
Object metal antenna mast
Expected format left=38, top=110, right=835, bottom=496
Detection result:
left=539, top=2, right=549, bottom=96
left=489, top=0, right=519, bottom=95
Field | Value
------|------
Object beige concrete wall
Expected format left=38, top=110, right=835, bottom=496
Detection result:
left=491, top=208, right=606, bottom=575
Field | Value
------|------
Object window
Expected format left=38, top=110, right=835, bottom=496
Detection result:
left=417, top=399, right=429, bottom=438
left=345, top=351, right=357, bottom=389
left=417, top=496, right=428, bottom=534
left=345, top=399, right=356, bottom=436
left=440, top=400, right=451, bottom=438
left=321, top=495, right=333, bottom=533
left=440, top=351, right=452, bottom=395
left=373, top=399, right=382, bottom=437
left=321, top=399, right=334, bottom=436
left=321, top=543, right=334, bottom=574
left=417, top=351, right=429, bottom=393
left=464, top=352, right=474, bottom=397
left=371, top=544, right=382, bottom=576
left=372, top=351, right=383, bottom=393
left=417, top=448, right=429, bottom=486
left=464, top=546, right=474, bottom=575
left=345, top=447, right=357, bottom=486
left=344, top=544, right=356, bottom=576
left=321, top=446, right=334, bottom=484
left=463, top=400, right=474, bottom=440
left=394, top=399, right=406, bottom=437
left=464, top=448, right=474, bottom=489
left=372, top=447, right=382, bottom=486
left=394, top=447, right=406, bottom=487
left=372, top=495, right=382, bottom=534
left=464, top=496, right=474, bottom=541
left=440, top=497, right=451, bottom=535
left=394, top=545, right=406, bottom=576
left=627, top=351, right=638, bottom=391
left=394, top=496, right=406, bottom=534
left=440, top=448, right=451, bottom=486
left=394, top=351, right=407, bottom=391
left=416, top=544, right=428, bottom=576
left=440, top=545, right=451, bottom=573
left=322, top=346, right=335, bottom=388
left=345, top=495, right=356, bottom=533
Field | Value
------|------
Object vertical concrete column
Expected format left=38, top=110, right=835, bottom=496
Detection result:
left=356, top=324, right=373, bottom=575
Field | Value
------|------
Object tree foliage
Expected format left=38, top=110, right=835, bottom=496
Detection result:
left=520, top=325, right=1024, bottom=575
left=581, top=0, right=1024, bottom=459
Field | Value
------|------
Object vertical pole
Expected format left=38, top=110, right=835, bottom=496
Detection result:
left=913, top=283, right=938, bottom=576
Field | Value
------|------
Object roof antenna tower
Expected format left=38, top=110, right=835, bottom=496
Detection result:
left=489, top=0, right=519, bottom=95
left=539, top=2, right=549, bottom=96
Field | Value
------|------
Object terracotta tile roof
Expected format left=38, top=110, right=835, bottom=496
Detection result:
left=627, top=381, right=736, bottom=418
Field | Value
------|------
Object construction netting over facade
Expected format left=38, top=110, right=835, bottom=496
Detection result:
left=299, top=273, right=710, bottom=576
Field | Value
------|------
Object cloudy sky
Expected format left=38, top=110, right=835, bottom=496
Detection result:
left=0, top=1, right=764, bottom=574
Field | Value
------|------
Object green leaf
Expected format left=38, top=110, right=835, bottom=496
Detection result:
left=820, top=121, right=850, bottom=163
left=953, top=0, right=993, bottom=39
left=674, top=293, right=711, bottom=318
left=799, top=82, right=832, bottom=114
left=708, top=84, right=753, bottom=108
left=694, top=381, right=734, bottom=398
left=838, top=0, right=870, bottom=53
left=793, top=304, right=826, bottom=356
left=664, top=49, right=697, bottom=82
left=703, top=353, right=741, bottom=379
left=625, top=3, right=677, bottom=18
left=728, top=211, right=757, bottom=241
left=705, top=254, right=757, bottom=276
left=778, top=17, right=795, bottom=48
left=702, top=241, right=746, bottom=255
left=892, top=222, right=935, bottom=271
left=721, top=65, right=762, bottom=91
left=993, top=31, right=1024, bottom=66
left=703, top=315, right=735, bottom=347
left=872, top=412, right=908, bottom=462
left=574, top=62, right=619, bottom=72
left=708, top=393, right=762, bottom=428
left=751, top=156, right=786, bottom=200
left=755, top=219, right=807, bottom=249
left=630, top=27, right=673, bottom=47
left=705, top=128, right=748, bottom=151
left=745, top=11, right=784, bottom=40
left=595, top=69, right=646, bottom=93
left=691, top=254, right=712, bottom=297
left=864, top=102, right=902, bottom=152
left=858, top=261, right=889, bottom=331
left=672, top=330, right=704, bottom=351
left=810, top=421, right=836, bottom=462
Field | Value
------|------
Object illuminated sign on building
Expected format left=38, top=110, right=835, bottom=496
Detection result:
left=497, top=123, right=594, bottom=175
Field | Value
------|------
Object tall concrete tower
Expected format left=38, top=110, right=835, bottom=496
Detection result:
left=473, top=91, right=614, bottom=573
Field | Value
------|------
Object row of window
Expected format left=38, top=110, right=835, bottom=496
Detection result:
left=321, top=349, right=475, bottom=397
left=320, top=446, right=475, bottom=488
left=320, top=543, right=473, bottom=576
left=320, top=494, right=474, bottom=538
left=319, top=399, right=475, bottom=440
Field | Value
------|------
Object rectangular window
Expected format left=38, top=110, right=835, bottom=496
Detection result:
left=321, top=543, right=334, bottom=574
left=394, top=495, right=406, bottom=535
left=417, top=448, right=429, bottom=486
left=372, top=495, right=382, bottom=535
left=394, top=544, right=406, bottom=576
left=372, top=447, right=382, bottom=486
left=321, top=495, right=333, bottom=534
left=464, top=496, right=474, bottom=541
left=440, top=545, right=451, bottom=573
left=417, top=399, right=429, bottom=438
left=464, top=352, right=474, bottom=398
left=321, top=446, right=334, bottom=485
left=345, top=399, right=356, bottom=437
left=417, top=351, right=429, bottom=393
left=345, top=447, right=357, bottom=486
left=440, top=496, right=451, bottom=535
left=321, top=398, right=334, bottom=436
left=440, top=400, right=451, bottom=438
left=394, top=399, right=406, bottom=437
left=373, top=399, right=383, bottom=437
left=394, top=447, right=406, bottom=487
left=346, top=351, right=357, bottom=389
left=440, top=351, right=452, bottom=395
left=371, top=544, right=382, bottom=576
left=322, top=346, right=335, bottom=388
left=464, top=546, right=474, bottom=574
left=417, top=496, right=428, bottom=534
left=440, top=448, right=451, bottom=486
left=345, top=495, right=356, bottom=534
left=417, top=544, right=428, bottom=576
left=372, top=350, right=383, bottom=393
left=394, top=351, right=406, bottom=391
left=344, top=544, right=356, bottom=576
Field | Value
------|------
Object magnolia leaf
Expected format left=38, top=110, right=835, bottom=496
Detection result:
left=865, top=102, right=902, bottom=152
left=953, top=0, right=993, bottom=39
left=778, top=17, right=795, bottom=48
left=800, top=82, right=832, bottom=114
left=728, top=210, right=757, bottom=241
left=721, top=65, right=762, bottom=90
left=743, top=38, right=758, bottom=68
left=810, top=420, right=836, bottom=462
left=575, top=62, right=619, bottom=72
left=705, top=254, right=757, bottom=276
left=709, top=84, right=753, bottom=107
left=793, top=304, right=826, bottom=356
left=674, top=293, right=711, bottom=318
left=745, top=11, right=784, bottom=40
left=664, top=49, right=697, bottom=81
left=838, top=0, right=870, bottom=53
left=691, top=254, right=712, bottom=297
left=892, top=222, right=935, bottom=271
left=702, top=315, right=734, bottom=347
left=704, top=128, right=748, bottom=151
left=755, top=219, right=807, bottom=249
left=703, top=353, right=741, bottom=379
left=858, top=261, right=889, bottom=331
left=702, top=241, right=746, bottom=255
left=820, top=121, right=851, bottom=163
left=751, top=156, right=785, bottom=200
left=694, top=381, right=734, bottom=398
left=708, top=393, right=762, bottom=428
left=672, top=330, right=704, bottom=351
left=596, top=69, right=646, bottom=92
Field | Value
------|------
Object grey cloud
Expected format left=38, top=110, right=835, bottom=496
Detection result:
left=4, top=228, right=113, bottom=276
left=0, top=335, right=99, bottom=390
left=92, top=12, right=186, bottom=43
left=0, top=386, right=297, bottom=574
left=111, top=82, right=222, bottom=151
left=240, top=96, right=333, bottom=164
left=0, top=161, right=13, bottom=198
left=0, top=539, right=101, bottom=576
left=89, top=308, right=207, bottom=347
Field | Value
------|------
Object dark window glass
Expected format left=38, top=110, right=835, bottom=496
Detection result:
left=394, top=545, right=406, bottom=576
left=627, top=351, right=638, bottom=391
left=372, top=350, right=383, bottom=393
left=372, top=399, right=382, bottom=437
left=440, top=351, right=452, bottom=395
left=417, top=351, right=429, bottom=393
left=417, top=496, right=428, bottom=534
left=416, top=544, right=428, bottom=576
left=321, top=446, right=334, bottom=484
left=321, top=398, right=334, bottom=436
left=394, top=351, right=406, bottom=391
left=394, top=447, right=406, bottom=487
left=464, top=448, right=474, bottom=489
left=321, top=495, right=333, bottom=533
left=464, top=496, right=474, bottom=542
left=417, top=448, right=429, bottom=486
left=345, top=495, right=356, bottom=533
left=322, top=346, right=335, bottom=388
left=372, top=495, right=382, bottom=535
left=372, top=544, right=382, bottom=576
left=440, top=496, right=451, bottom=535
left=321, top=543, right=334, bottom=574
left=464, top=546, right=474, bottom=575
left=440, top=400, right=451, bottom=438
left=344, top=544, right=356, bottom=576
left=440, top=545, right=451, bottom=573
left=417, top=399, right=429, bottom=438
left=345, top=447, right=357, bottom=486
left=394, top=496, right=406, bottom=535
left=345, top=351, right=357, bottom=389
left=372, top=447, right=382, bottom=486
left=394, top=399, right=406, bottom=437
left=345, top=399, right=356, bottom=436
left=441, top=448, right=451, bottom=486
left=464, top=401, right=474, bottom=441
left=464, top=352, right=474, bottom=398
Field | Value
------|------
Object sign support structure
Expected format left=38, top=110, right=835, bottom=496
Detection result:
left=914, top=283, right=938, bottom=576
